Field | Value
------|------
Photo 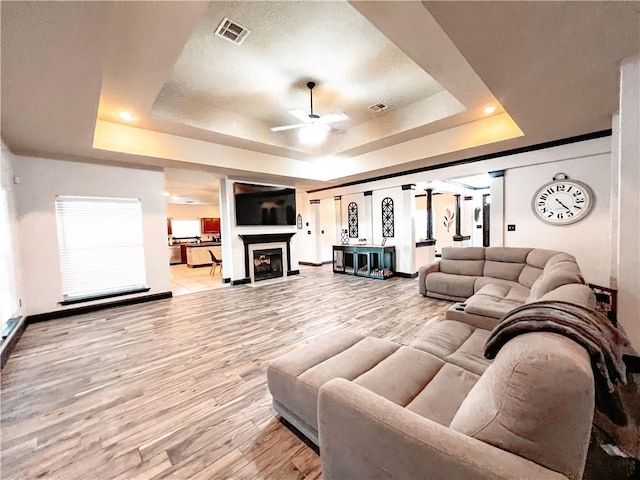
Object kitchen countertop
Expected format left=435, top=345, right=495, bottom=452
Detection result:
left=186, top=242, right=221, bottom=248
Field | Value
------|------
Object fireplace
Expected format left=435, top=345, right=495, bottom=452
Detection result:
left=253, top=248, right=283, bottom=282
left=237, top=233, right=298, bottom=285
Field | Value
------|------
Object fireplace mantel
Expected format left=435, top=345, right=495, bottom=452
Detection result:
left=238, top=233, right=298, bottom=283
left=238, top=233, right=295, bottom=245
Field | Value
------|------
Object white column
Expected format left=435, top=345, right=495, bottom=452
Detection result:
left=310, top=199, right=322, bottom=265
left=334, top=195, right=342, bottom=245
left=362, top=191, right=373, bottom=243
left=218, top=178, right=234, bottom=281
left=615, top=55, right=640, bottom=350
left=489, top=170, right=505, bottom=247
left=610, top=113, right=620, bottom=284
left=398, top=184, right=416, bottom=275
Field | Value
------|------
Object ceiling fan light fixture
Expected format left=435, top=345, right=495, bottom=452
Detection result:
left=298, top=123, right=330, bottom=145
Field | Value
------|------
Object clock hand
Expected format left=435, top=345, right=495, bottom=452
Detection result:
left=555, top=198, right=570, bottom=210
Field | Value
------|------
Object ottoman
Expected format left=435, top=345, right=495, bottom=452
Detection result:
left=267, top=323, right=490, bottom=445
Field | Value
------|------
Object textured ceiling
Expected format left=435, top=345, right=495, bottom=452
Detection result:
left=150, top=1, right=461, bottom=156
left=1, top=1, right=638, bottom=200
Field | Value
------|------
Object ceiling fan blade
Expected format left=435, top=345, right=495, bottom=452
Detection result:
left=287, top=110, right=311, bottom=122
left=317, top=112, right=348, bottom=125
left=270, top=123, right=308, bottom=132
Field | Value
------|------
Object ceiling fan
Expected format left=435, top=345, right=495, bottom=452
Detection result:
left=270, top=81, right=348, bottom=133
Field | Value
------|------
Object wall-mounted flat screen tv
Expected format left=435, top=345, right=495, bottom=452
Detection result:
left=234, top=182, right=297, bottom=226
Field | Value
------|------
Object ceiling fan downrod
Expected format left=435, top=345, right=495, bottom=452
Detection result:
left=307, top=81, right=320, bottom=119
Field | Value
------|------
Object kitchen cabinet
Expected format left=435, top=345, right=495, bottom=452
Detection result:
left=167, top=218, right=172, bottom=235
left=201, top=217, right=220, bottom=234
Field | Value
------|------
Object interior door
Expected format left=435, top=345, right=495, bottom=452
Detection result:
left=482, top=194, right=491, bottom=247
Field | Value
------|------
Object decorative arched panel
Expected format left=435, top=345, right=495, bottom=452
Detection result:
left=347, top=202, right=359, bottom=238
left=382, top=197, right=394, bottom=238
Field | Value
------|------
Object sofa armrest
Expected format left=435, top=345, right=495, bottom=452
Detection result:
left=418, top=260, right=440, bottom=296
left=318, top=378, right=568, bottom=480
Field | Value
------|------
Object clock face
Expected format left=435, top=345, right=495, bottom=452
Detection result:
left=531, top=180, right=593, bottom=225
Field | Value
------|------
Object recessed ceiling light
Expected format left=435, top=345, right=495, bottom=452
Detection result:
left=171, top=195, right=179, bottom=201
left=118, top=111, right=135, bottom=121
left=163, top=191, right=170, bottom=197
left=483, top=105, right=497, bottom=114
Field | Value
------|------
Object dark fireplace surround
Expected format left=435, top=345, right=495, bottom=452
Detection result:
left=237, top=233, right=299, bottom=285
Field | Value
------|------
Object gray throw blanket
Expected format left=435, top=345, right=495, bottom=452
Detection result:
left=484, top=300, right=639, bottom=460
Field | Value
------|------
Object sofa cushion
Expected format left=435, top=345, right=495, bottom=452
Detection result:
left=425, top=272, right=477, bottom=299
left=482, top=260, right=526, bottom=282
left=525, top=249, right=561, bottom=268
left=449, top=332, right=594, bottom=480
left=409, top=320, right=491, bottom=375
left=464, top=294, right=523, bottom=320
left=518, top=265, right=544, bottom=288
left=535, top=283, right=596, bottom=309
left=545, top=252, right=579, bottom=269
left=441, top=246, right=485, bottom=260
left=446, top=328, right=492, bottom=375
left=406, top=363, right=480, bottom=426
left=485, top=247, right=532, bottom=263
left=268, top=334, right=399, bottom=431
left=474, top=276, right=522, bottom=292
left=440, top=259, right=484, bottom=276
left=410, top=320, right=475, bottom=358
left=354, top=346, right=444, bottom=408
left=528, top=267, right=584, bottom=301
left=474, top=283, right=530, bottom=303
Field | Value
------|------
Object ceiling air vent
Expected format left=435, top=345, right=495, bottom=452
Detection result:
left=368, top=103, right=387, bottom=112
left=215, top=17, right=250, bottom=45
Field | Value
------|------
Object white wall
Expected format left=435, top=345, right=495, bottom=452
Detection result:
left=13, top=156, right=171, bottom=315
left=319, top=199, right=335, bottom=263
left=166, top=204, right=220, bottom=219
left=310, top=136, right=613, bottom=284
left=615, top=55, right=640, bottom=350
left=470, top=193, right=486, bottom=246
left=433, top=193, right=456, bottom=251
left=295, top=191, right=314, bottom=263
left=504, top=153, right=612, bottom=285
left=0, top=143, right=22, bottom=330
left=371, top=187, right=402, bottom=245
left=340, top=192, right=369, bottom=242
left=221, top=178, right=299, bottom=282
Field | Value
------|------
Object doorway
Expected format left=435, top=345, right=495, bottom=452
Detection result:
left=482, top=194, right=490, bottom=247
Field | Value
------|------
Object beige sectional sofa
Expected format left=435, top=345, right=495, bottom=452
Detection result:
left=267, top=273, right=598, bottom=479
left=419, top=247, right=588, bottom=329
left=269, top=319, right=596, bottom=479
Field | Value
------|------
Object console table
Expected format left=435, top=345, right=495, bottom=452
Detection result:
left=333, top=245, right=395, bottom=280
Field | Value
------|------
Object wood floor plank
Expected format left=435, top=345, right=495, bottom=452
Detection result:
left=1, top=266, right=450, bottom=479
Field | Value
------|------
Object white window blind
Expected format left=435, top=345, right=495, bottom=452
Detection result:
left=55, top=196, right=147, bottom=302
left=0, top=190, right=17, bottom=333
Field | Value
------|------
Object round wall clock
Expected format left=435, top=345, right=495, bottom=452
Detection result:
left=531, top=173, right=594, bottom=225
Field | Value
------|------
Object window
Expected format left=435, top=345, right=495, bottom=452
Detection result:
left=348, top=202, right=359, bottom=238
left=170, top=218, right=200, bottom=238
left=55, top=196, right=148, bottom=303
left=0, top=190, right=18, bottom=336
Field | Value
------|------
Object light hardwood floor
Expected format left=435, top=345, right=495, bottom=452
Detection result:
left=170, top=264, right=228, bottom=297
left=1, top=266, right=451, bottom=479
